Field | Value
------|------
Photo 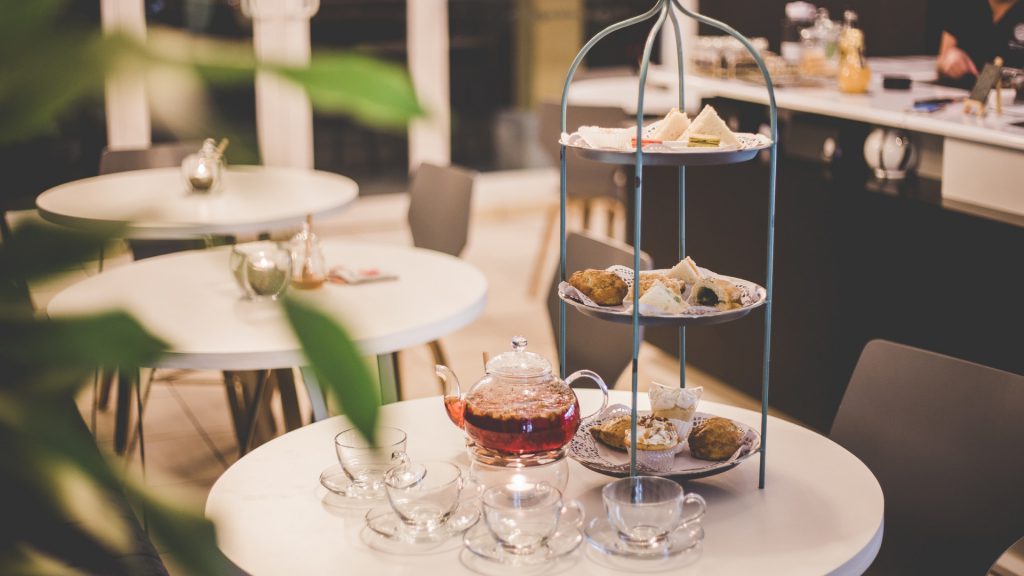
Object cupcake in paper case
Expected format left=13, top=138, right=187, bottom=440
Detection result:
left=649, top=382, right=703, bottom=424
left=624, top=415, right=681, bottom=472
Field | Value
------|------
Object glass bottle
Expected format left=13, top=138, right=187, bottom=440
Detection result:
left=289, top=215, right=327, bottom=289
left=800, top=8, right=839, bottom=77
left=837, top=10, right=871, bottom=93
left=781, top=2, right=817, bottom=65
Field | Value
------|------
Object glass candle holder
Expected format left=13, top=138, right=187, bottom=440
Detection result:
left=240, top=246, right=291, bottom=301
left=181, top=138, right=225, bottom=194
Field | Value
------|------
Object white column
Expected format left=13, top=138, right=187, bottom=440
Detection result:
left=660, top=0, right=700, bottom=111
left=100, top=0, right=151, bottom=150
left=246, top=0, right=318, bottom=168
left=407, top=0, right=451, bottom=170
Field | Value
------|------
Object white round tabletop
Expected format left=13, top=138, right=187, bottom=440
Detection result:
left=35, top=165, right=359, bottom=239
left=205, top=390, right=883, bottom=576
left=45, top=240, right=488, bottom=370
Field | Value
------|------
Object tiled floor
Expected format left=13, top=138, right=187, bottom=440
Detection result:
left=31, top=167, right=770, bottom=513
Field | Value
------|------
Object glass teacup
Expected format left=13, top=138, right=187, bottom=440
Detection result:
left=335, top=427, right=408, bottom=499
left=384, top=461, right=463, bottom=533
left=602, top=475, right=705, bottom=550
left=482, top=481, right=583, bottom=555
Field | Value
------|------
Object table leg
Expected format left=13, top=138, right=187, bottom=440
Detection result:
left=377, top=353, right=400, bottom=405
left=272, top=368, right=303, bottom=431
left=300, top=367, right=329, bottom=422
left=114, top=368, right=135, bottom=455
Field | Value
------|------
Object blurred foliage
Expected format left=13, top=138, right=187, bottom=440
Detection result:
left=1, top=0, right=421, bottom=573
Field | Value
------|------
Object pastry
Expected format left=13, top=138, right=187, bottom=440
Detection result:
left=624, top=415, right=679, bottom=451
left=648, top=108, right=691, bottom=141
left=689, top=276, right=742, bottom=310
left=687, top=133, right=720, bottom=147
left=590, top=415, right=631, bottom=450
left=688, top=417, right=745, bottom=461
left=568, top=269, right=627, bottom=306
left=649, top=382, right=702, bottom=423
left=625, top=415, right=680, bottom=472
left=638, top=282, right=689, bottom=315
left=682, top=105, right=740, bottom=147
left=625, top=273, right=684, bottom=303
left=666, top=256, right=703, bottom=286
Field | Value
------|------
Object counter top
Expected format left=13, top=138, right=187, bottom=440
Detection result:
left=566, top=57, right=1024, bottom=151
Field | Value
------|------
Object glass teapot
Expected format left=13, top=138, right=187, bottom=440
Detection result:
left=438, top=336, right=608, bottom=465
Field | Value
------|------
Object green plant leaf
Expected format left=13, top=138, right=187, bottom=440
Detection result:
left=0, top=313, right=168, bottom=384
left=0, top=223, right=119, bottom=284
left=272, top=52, right=425, bottom=129
left=283, top=296, right=379, bottom=441
left=128, top=485, right=232, bottom=576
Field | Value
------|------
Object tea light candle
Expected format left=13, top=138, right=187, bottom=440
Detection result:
left=505, top=473, right=537, bottom=505
left=246, top=256, right=288, bottom=297
left=189, top=161, right=214, bottom=191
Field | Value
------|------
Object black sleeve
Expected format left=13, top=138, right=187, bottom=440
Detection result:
left=940, top=2, right=970, bottom=41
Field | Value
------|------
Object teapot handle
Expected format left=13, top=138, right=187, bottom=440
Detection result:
left=564, top=369, right=609, bottom=421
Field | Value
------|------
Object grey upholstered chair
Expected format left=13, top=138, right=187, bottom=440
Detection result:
left=546, top=231, right=652, bottom=387
left=529, top=102, right=630, bottom=296
left=408, top=162, right=476, bottom=258
left=831, top=340, right=1024, bottom=575
left=405, top=162, right=476, bottom=392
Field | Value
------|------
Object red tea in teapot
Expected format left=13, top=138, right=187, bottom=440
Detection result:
left=462, top=382, right=580, bottom=454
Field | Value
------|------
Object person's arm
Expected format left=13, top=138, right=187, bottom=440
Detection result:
left=937, top=31, right=979, bottom=80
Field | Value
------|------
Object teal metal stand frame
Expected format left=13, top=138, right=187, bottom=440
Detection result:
left=557, top=0, right=778, bottom=488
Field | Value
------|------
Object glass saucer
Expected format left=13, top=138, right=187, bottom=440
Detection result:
left=583, top=517, right=703, bottom=572
left=319, top=464, right=384, bottom=507
left=463, top=521, right=582, bottom=567
left=362, top=497, right=480, bottom=554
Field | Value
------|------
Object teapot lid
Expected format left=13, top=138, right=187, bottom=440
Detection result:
left=486, top=336, right=551, bottom=378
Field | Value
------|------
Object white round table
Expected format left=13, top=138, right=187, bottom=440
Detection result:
left=206, top=390, right=884, bottom=575
left=46, top=240, right=486, bottom=370
left=36, top=165, right=359, bottom=239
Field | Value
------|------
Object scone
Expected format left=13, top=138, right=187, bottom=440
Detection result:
left=689, top=277, right=742, bottom=310
left=649, top=382, right=702, bottom=423
left=590, top=415, right=631, bottom=450
left=569, top=269, right=628, bottom=306
left=688, top=417, right=744, bottom=461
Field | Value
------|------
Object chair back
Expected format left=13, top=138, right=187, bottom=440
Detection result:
left=546, top=231, right=651, bottom=387
left=407, top=162, right=476, bottom=257
left=99, top=142, right=197, bottom=175
left=831, top=340, right=1024, bottom=575
left=538, top=101, right=627, bottom=202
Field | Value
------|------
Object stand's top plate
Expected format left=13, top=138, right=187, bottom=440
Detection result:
left=560, top=132, right=772, bottom=166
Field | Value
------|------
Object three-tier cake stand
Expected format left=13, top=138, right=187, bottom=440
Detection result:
left=557, top=0, right=778, bottom=488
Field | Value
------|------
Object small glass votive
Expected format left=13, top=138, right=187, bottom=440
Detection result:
left=181, top=138, right=224, bottom=194
left=230, top=241, right=281, bottom=292
left=240, top=246, right=291, bottom=301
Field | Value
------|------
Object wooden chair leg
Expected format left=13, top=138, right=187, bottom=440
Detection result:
left=114, top=368, right=135, bottom=456
left=273, top=368, right=303, bottom=432
left=223, top=371, right=247, bottom=450
left=527, top=203, right=559, bottom=298
left=241, top=370, right=276, bottom=455
left=97, top=367, right=116, bottom=411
